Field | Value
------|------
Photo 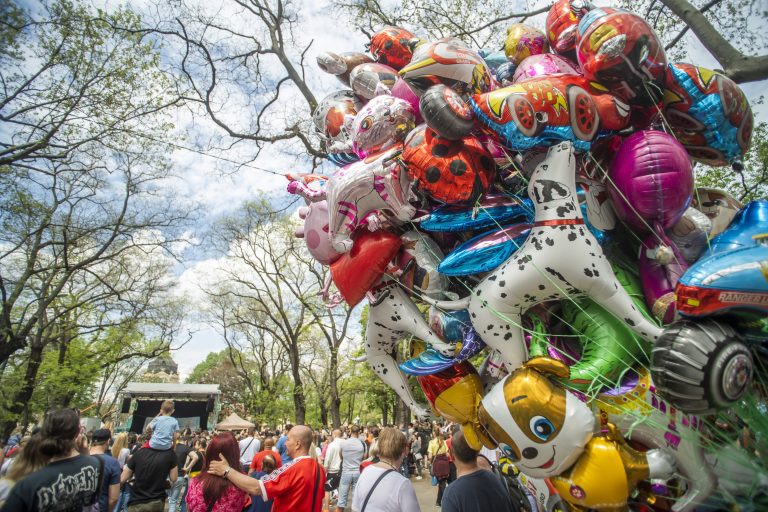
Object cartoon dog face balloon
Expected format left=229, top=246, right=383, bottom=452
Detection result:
left=475, top=358, right=595, bottom=478
left=351, top=95, right=416, bottom=158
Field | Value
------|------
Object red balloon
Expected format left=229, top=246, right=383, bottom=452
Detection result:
left=546, top=0, right=581, bottom=58
left=330, top=230, right=402, bottom=307
left=402, top=126, right=495, bottom=205
left=369, top=26, right=421, bottom=70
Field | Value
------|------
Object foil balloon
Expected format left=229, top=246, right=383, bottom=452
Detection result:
left=598, top=369, right=718, bottom=511
left=312, top=90, right=362, bottom=149
left=705, top=199, right=768, bottom=255
left=294, top=200, right=342, bottom=265
left=400, top=38, right=495, bottom=97
left=663, top=63, right=753, bottom=167
left=390, top=78, right=423, bottom=124
left=418, top=194, right=534, bottom=232
left=437, top=223, right=531, bottom=276
left=393, top=230, right=447, bottom=300
left=691, top=187, right=743, bottom=237
left=316, top=51, right=373, bottom=85
left=330, top=230, right=402, bottom=307
left=471, top=358, right=596, bottom=474
left=287, top=146, right=415, bottom=252
left=668, top=207, right=711, bottom=264
left=512, top=54, right=580, bottom=83
left=478, top=49, right=509, bottom=72
left=349, top=62, right=400, bottom=100
left=504, top=24, right=549, bottom=66
left=528, top=265, right=652, bottom=393
left=639, top=233, right=687, bottom=324
left=369, top=26, right=421, bottom=70
left=494, top=62, right=517, bottom=86
left=327, top=152, right=360, bottom=167
left=417, top=362, right=485, bottom=424
left=400, top=329, right=486, bottom=376
left=546, top=0, right=587, bottom=58
left=608, top=130, right=693, bottom=233
left=429, top=308, right=472, bottom=343
left=422, top=77, right=631, bottom=151
left=401, top=125, right=495, bottom=205
left=365, top=280, right=456, bottom=419
left=348, top=95, right=415, bottom=158
left=576, top=8, right=667, bottom=105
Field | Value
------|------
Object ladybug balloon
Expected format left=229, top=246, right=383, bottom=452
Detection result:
left=663, top=63, right=753, bottom=168
left=401, top=125, right=495, bottom=205
left=369, top=26, right=422, bottom=70
left=576, top=8, right=667, bottom=106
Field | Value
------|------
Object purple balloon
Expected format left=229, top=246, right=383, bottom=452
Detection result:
left=512, top=53, right=579, bottom=82
left=609, top=130, right=693, bottom=233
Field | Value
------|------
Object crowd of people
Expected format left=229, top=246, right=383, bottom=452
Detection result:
left=0, top=403, right=533, bottom=512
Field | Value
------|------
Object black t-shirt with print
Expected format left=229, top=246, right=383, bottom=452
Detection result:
left=127, top=446, right=177, bottom=504
left=1, top=454, right=102, bottom=512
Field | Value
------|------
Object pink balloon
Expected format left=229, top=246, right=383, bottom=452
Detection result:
left=609, top=130, right=693, bottom=233
left=390, top=79, right=423, bottom=124
left=512, top=54, right=579, bottom=83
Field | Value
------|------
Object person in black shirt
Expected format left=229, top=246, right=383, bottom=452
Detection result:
left=1, top=408, right=103, bottom=512
left=440, top=430, right=518, bottom=512
left=168, top=435, right=192, bottom=512
left=120, top=442, right=177, bottom=512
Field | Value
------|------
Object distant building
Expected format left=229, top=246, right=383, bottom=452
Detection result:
left=116, top=382, right=221, bottom=433
left=140, top=354, right=180, bottom=384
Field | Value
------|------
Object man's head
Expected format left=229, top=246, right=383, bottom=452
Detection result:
left=286, top=425, right=313, bottom=459
left=350, top=425, right=360, bottom=437
left=161, top=400, right=175, bottom=414
left=248, top=427, right=256, bottom=437
left=284, top=423, right=294, bottom=434
left=449, top=429, right=479, bottom=466
left=332, top=429, right=342, bottom=439
left=91, top=429, right=111, bottom=447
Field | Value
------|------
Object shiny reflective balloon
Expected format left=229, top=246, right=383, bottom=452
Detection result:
left=316, top=51, right=373, bottom=85
left=401, top=125, right=495, bottom=205
left=663, top=63, right=753, bottom=167
left=394, top=230, right=447, bottom=300
left=349, top=62, right=400, bottom=100
left=369, top=26, right=422, bottom=70
left=419, top=194, right=534, bottom=232
left=295, top=200, right=342, bottom=265
left=504, top=24, right=549, bottom=66
left=512, top=54, right=580, bottom=83
left=400, top=38, right=496, bottom=97
left=312, top=90, right=362, bottom=150
left=350, top=95, right=415, bottom=157
left=608, top=130, right=693, bottom=233
left=438, top=223, right=531, bottom=276
left=546, top=0, right=584, bottom=58
left=576, top=8, right=667, bottom=105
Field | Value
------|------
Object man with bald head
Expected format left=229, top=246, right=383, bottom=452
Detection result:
left=209, top=425, right=326, bottom=512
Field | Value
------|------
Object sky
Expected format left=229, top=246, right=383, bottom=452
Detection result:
left=115, top=0, right=768, bottom=379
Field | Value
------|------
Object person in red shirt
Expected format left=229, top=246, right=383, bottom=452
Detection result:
left=249, top=437, right=282, bottom=473
left=209, top=425, right=325, bottom=512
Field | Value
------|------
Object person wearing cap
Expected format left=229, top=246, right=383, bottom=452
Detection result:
left=91, top=429, right=121, bottom=512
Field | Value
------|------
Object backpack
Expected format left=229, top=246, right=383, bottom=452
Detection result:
left=431, top=453, right=450, bottom=480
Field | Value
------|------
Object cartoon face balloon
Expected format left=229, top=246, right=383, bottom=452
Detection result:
left=349, top=62, right=400, bottom=100
left=474, top=358, right=595, bottom=478
left=512, top=54, right=580, bottom=83
left=400, top=38, right=495, bottom=97
left=402, top=125, right=495, bottom=205
left=546, top=0, right=582, bottom=57
left=663, top=63, right=753, bottom=167
left=369, top=26, right=421, bottom=70
left=576, top=8, right=667, bottom=105
left=351, top=95, right=416, bottom=158
left=313, top=90, right=362, bottom=150
left=504, top=24, right=550, bottom=66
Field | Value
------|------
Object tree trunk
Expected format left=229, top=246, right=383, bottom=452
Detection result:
left=2, top=341, right=45, bottom=437
left=380, top=401, right=389, bottom=426
left=319, top=397, right=328, bottom=427
left=288, top=342, right=306, bottom=424
left=329, top=348, right=342, bottom=428
left=394, top=397, right=407, bottom=427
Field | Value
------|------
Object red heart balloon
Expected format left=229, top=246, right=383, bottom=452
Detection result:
left=330, top=230, right=402, bottom=307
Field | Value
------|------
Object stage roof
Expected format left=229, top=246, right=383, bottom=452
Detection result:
left=123, top=383, right=221, bottom=397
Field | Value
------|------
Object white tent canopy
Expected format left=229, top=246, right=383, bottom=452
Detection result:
left=215, top=412, right=255, bottom=430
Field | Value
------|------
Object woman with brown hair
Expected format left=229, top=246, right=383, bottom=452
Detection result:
left=185, top=432, right=247, bottom=512
left=350, top=427, right=420, bottom=512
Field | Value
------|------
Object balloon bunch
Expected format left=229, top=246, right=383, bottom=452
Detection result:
left=288, top=1, right=767, bottom=510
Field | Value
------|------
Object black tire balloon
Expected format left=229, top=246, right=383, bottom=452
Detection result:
left=651, top=318, right=753, bottom=415
left=419, top=85, right=475, bottom=140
